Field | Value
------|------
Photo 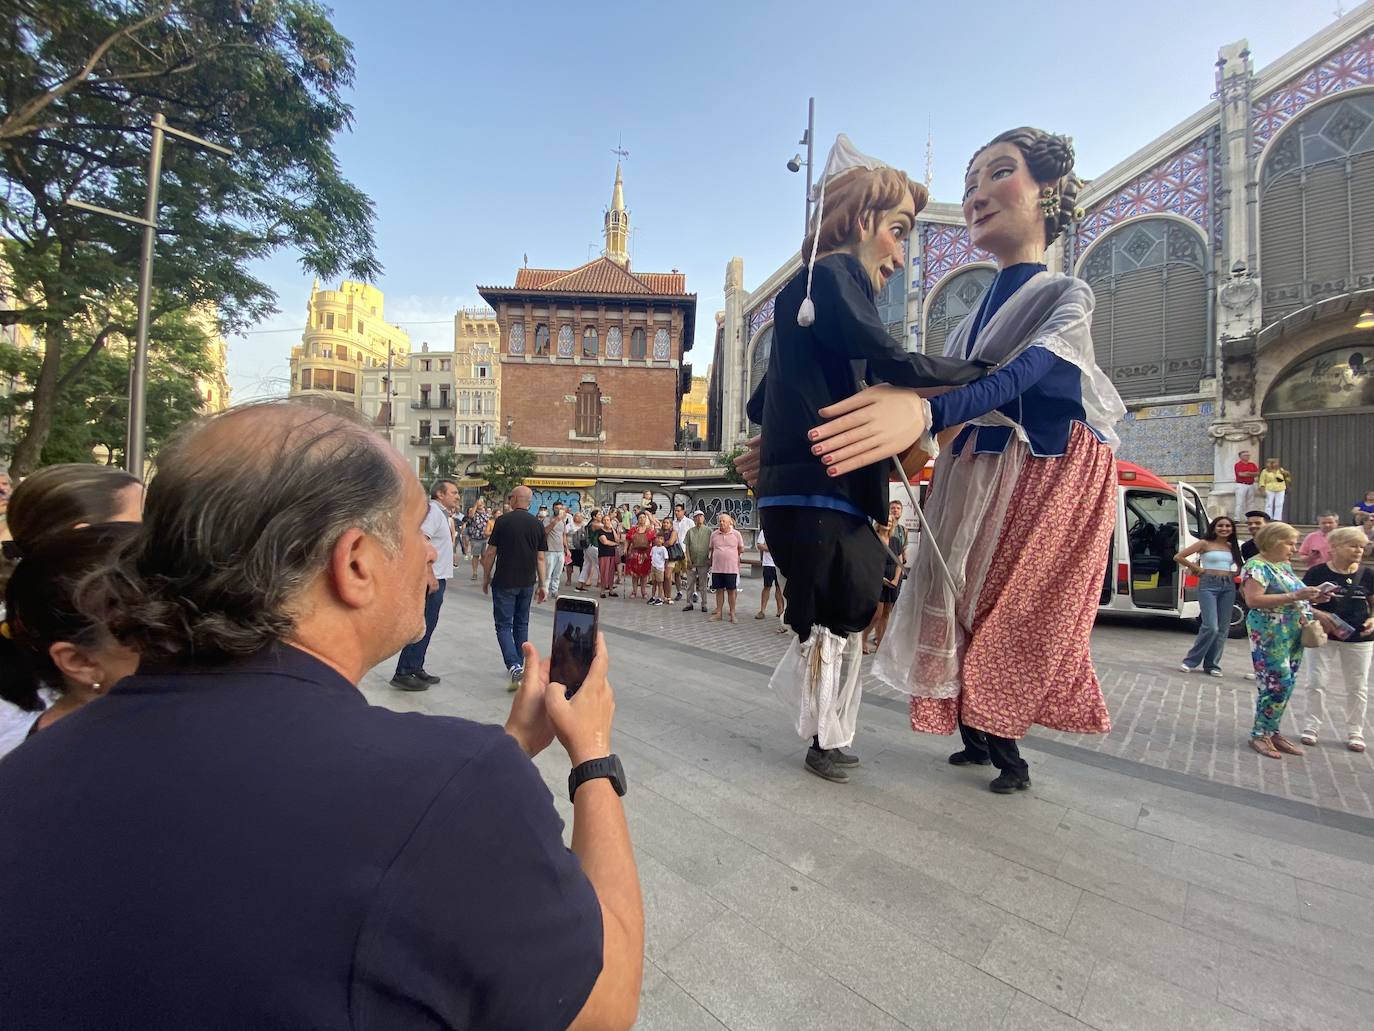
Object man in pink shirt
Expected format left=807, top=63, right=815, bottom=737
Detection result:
left=709, top=514, right=745, bottom=623
left=1298, top=512, right=1339, bottom=566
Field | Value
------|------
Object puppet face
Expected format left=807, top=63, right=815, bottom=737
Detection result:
left=853, top=192, right=915, bottom=293
left=963, top=142, right=1044, bottom=263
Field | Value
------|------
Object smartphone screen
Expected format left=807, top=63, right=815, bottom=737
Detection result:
left=549, top=597, right=598, bottom=698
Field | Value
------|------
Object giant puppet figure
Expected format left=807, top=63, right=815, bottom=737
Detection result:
left=745, top=135, right=988, bottom=785
left=810, top=127, right=1126, bottom=794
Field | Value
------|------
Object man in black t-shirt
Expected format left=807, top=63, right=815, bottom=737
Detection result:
left=483, top=484, right=547, bottom=685
left=1240, top=510, right=1268, bottom=562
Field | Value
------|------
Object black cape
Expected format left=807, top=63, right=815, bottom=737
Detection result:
left=746, top=253, right=988, bottom=523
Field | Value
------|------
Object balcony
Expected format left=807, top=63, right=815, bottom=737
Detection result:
left=410, top=400, right=455, bottom=410
left=408, top=434, right=453, bottom=447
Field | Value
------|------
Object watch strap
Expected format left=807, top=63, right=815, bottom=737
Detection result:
left=568, top=755, right=625, bottom=802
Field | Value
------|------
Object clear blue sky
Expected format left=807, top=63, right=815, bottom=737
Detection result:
left=227, top=0, right=1345, bottom=399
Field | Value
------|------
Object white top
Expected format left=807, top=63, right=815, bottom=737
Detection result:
left=650, top=544, right=668, bottom=571
left=424, top=500, right=454, bottom=580
left=673, top=516, right=694, bottom=546
left=0, top=690, right=56, bottom=760
left=757, top=529, right=776, bottom=568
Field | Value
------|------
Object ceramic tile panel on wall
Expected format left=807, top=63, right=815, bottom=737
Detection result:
left=1075, top=136, right=1212, bottom=252
left=1251, top=27, right=1374, bottom=153
left=746, top=294, right=776, bottom=340
left=1114, top=401, right=1215, bottom=479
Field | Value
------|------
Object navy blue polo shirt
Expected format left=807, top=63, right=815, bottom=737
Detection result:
left=0, top=644, right=603, bottom=1030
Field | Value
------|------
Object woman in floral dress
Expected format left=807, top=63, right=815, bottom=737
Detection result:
left=625, top=510, right=656, bottom=599
left=1240, top=521, right=1333, bottom=759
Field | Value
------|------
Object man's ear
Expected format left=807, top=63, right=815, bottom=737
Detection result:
left=48, top=641, right=102, bottom=690
left=329, top=527, right=376, bottom=610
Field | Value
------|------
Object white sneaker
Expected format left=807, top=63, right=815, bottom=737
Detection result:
left=1179, top=663, right=1197, bottom=674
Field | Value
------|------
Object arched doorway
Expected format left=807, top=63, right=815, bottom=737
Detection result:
left=1261, top=336, right=1374, bottom=522
left=923, top=265, right=994, bottom=355
left=744, top=321, right=773, bottom=436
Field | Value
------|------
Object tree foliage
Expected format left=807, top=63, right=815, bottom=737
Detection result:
left=0, top=0, right=379, bottom=472
left=716, top=444, right=747, bottom=485
left=480, top=441, right=536, bottom=500
left=427, top=438, right=458, bottom=485
left=0, top=306, right=212, bottom=465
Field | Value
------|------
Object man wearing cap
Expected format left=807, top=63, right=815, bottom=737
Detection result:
left=681, top=509, right=712, bottom=613
left=744, top=135, right=988, bottom=784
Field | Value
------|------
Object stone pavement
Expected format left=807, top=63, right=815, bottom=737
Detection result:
left=361, top=574, right=1374, bottom=1030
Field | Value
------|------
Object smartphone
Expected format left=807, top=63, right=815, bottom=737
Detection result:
left=1316, top=581, right=1342, bottom=595
left=550, top=596, right=598, bottom=699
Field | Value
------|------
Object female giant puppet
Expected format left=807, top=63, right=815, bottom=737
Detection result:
left=811, top=127, right=1126, bottom=794
left=744, top=135, right=987, bottom=785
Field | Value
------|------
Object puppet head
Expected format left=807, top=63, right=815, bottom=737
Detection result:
left=963, top=127, right=1083, bottom=261
left=798, top=135, right=926, bottom=325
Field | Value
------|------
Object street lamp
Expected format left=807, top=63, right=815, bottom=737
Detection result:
left=65, top=113, right=232, bottom=478
left=786, top=98, right=816, bottom=241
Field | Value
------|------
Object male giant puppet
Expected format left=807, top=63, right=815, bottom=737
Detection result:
left=745, top=136, right=988, bottom=784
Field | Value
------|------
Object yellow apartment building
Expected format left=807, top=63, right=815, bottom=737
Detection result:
left=453, top=307, right=500, bottom=454
left=679, top=374, right=708, bottom=445
left=290, top=280, right=410, bottom=407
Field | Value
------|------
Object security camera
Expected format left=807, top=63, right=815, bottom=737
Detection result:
left=786, top=154, right=802, bottom=173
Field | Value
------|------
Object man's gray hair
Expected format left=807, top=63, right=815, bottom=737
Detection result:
left=83, top=401, right=406, bottom=666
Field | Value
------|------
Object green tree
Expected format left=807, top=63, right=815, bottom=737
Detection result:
left=0, top=307, right=212, bottom=464
left=427, top=438, right=459, bottom=485
left=0, top=0, right=379, bottom=474
left=716, top=444, right=747, bottom=485
left=481, top=441, right=536, bottom=500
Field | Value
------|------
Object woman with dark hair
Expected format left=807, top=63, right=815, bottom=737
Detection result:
left=0, top=463, right=142, bottom=588
left=624, top=511, right=656, bottom=600
left=1174, top=515, right=1243, bottom=677
left=0, top=523, right=142, bottom=757
left=810, top=126, right=1126, bottom=794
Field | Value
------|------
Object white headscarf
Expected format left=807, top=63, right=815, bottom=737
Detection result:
left=798, top=134, right=891, bottom=327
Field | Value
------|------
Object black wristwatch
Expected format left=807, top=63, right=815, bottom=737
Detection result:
left=569, top=755, right=626, bottom=802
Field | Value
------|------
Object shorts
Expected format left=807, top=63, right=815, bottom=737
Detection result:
left=760, top=506, right=884, bottom=638
left=468, top=539, right=487, bottom=558
left=651, top=569, right=664, bottom=584
left=762, top=566, right=778, bottom=588
left=711, top=572, right=738, bottom=591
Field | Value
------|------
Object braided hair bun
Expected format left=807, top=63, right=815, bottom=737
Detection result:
left=968, top=126, right=1084, bottom=246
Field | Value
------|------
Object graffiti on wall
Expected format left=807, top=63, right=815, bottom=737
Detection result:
left=530, top=488, right=586, bottom=513
left=693, top=492, right=756, bottom=528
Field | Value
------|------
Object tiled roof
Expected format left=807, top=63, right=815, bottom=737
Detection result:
left=501, top=257, right=688, bottom=297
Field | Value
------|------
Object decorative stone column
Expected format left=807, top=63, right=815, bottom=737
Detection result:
left=722, top=257, right=745, bottom=448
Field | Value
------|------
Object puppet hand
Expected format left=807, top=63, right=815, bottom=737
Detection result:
left=734, top=435, right=763, bottom=488
left=812, top=385, right=930, bottom=477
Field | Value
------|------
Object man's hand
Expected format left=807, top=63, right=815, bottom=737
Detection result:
left=535, top=584, right=547, bottom=604
left=733, top=435, right=762, bottom=489
left=812, top=384, right=930, bottom=477
left=426, top=570, right=440, bottom=595
left=545, top=632, right=613, bottom=766
left=482, top=578, right=490, bottom=595
left=504, top=642, right=556, bottom=758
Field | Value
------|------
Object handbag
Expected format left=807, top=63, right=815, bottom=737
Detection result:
left=1301, top=620, right=1327, bottom=648
left=666, top=541, right=685, bottom=562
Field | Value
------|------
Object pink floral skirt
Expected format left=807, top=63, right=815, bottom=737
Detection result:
left=911, top=423, right=1115, bottom=739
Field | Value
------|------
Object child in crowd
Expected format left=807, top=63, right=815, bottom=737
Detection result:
left=649, top=539, right=669, bottom=606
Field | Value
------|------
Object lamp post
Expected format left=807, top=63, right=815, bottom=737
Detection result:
left=786, top=98, right=816, bottom=241
left=65, top=113, right=232, bottom=478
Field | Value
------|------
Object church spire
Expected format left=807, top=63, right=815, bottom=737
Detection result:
left=603, top=160, right=630, bottom=267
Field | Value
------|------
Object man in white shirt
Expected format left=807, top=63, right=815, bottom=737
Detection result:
left=391, top=478, right=459, bottom=691
left=544, top=502, right=574, bottom=598
left=671, top=503, right=694, bottom=601
left=755, top=527, right=784, bottom=623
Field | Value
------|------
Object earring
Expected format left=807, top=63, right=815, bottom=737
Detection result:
left=90, top=682, right=101, bottom=695
left=1039, top=186, right=1060, bottom=219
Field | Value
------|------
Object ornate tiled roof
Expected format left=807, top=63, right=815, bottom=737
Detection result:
left=492, top=257, right=688, bottom=297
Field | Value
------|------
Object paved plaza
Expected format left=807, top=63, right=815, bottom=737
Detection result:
left=361, top=574, right=1374, bottom=1031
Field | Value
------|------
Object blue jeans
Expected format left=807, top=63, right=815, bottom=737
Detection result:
left=1183, top=576, right=1235, bottom=672
left=492, top=584, right=534, bottom=671
left=394, top=578, right=446, bottom=675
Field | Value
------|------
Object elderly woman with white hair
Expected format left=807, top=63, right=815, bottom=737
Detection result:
left=1299, top=525, right=1374, bottom=752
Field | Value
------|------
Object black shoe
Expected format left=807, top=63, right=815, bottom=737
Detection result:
left=948, top=750, right=992, bottom=766
left=414, top=669, right=440, bottom=685
left=827, top=748, right=860, bottom=767
left=390, top=673, right=428, bottom=692
left=804, top=747, right=849, bottom=784
left=989, top=771, right=1031, bottom=794
left=683, top=603, right=694, bottom=611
